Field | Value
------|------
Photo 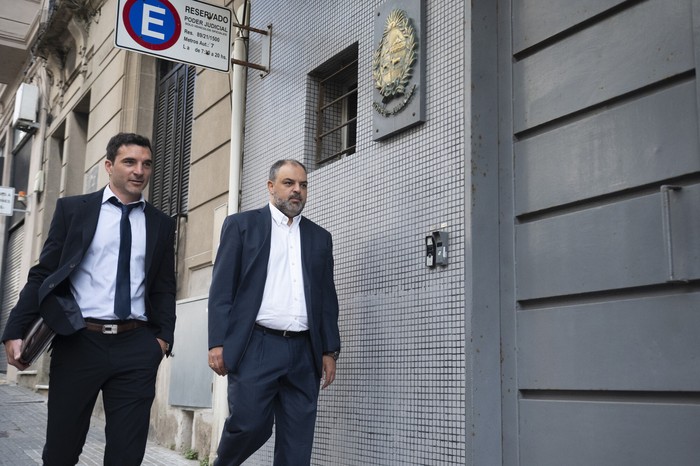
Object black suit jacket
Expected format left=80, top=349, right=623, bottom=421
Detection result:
left=1, top=188, right=176, bottom=347
left=208, top=205, right=340, bottom=377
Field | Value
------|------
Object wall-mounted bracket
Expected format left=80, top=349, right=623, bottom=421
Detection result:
left=230, top=23, right=272, bottom=77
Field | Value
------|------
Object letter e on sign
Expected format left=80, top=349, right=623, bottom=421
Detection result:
left=123, top=0, right=181, bottom=50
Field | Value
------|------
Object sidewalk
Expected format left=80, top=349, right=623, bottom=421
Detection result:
left=0, top=378, right=200, bottom=466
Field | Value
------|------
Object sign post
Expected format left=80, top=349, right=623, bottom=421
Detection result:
left=115, top=0, right=231, bottom=72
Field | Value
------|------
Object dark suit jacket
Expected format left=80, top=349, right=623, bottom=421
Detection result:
left=1, top=188, right=177, bottom=347
left=208, top=205, right=340, bottom=377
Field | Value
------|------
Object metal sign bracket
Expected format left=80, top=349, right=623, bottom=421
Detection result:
left=231, top=23, right=272, bottom=77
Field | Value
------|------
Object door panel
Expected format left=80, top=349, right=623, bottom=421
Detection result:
left=513, top=0, right=627, bottom=53
left=517, top=293, right=700, bottom=390
left=514, top=80, right=700, bottom=214
left=516, top=183, right=700, bottom=300
left=519, top=400, right=700, bottom=466
left=513, top=0, right=693, bottom=133
left=501, top=0, right=700, bottom=464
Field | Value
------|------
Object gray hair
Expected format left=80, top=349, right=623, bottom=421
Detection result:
left=268, top=159, right=307, bottom=181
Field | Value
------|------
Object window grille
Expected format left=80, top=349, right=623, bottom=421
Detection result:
left=312, top=45, right=358, bottom=166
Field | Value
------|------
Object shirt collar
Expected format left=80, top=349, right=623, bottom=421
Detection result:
left=269, top=202, right=301, bottom=227
left=103, top=186, right=145, bottom=211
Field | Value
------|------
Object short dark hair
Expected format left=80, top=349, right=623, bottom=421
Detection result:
left=106, top=133, right=153, bottom=162
left=268, top=159, right=307, bottom=182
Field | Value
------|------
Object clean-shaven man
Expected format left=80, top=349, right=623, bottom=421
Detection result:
left=2, top=132, right=176, bottom=465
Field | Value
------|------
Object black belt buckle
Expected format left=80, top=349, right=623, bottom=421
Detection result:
left=256, top=324, right=306, bottom=338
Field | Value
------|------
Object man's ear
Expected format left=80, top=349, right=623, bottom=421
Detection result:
left=105, top=159, right=113, bottom=176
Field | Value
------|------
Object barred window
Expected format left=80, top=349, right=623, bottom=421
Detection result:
left=310, top=44, right=358, bottom=167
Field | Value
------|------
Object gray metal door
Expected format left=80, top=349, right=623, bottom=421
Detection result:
left=501, top=0, right=700, bottom=464
left=0, top=225, right=25, bottom=372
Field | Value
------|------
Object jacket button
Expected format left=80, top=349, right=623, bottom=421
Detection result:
left=48, top=283, right=55, bottom=289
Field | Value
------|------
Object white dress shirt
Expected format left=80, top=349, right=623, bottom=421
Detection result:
left=255, top=203, right=308, bottom=331
left=70, top=186, right=147, bottom=321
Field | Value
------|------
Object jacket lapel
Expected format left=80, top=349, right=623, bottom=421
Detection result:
left=143, top=203, right=160, bottom=277
left=80, top=189, right=104, bottom=254
left=244, top=206, right=272, bottom=280
left=299, top=218, right=315, bottom=324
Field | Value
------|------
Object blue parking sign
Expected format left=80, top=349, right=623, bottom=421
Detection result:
left=115, top=0, right=231, bottom=72
left=122, top=0, right=181, bottom=50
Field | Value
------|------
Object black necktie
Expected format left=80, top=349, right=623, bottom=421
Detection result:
left=109, top=197, right=139, bottom=320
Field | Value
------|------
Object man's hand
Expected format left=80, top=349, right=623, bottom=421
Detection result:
left=156, top=338, right=168, bottom=356
left=4, top=339, right=29, bottom=371
left=321, top=355, right=336, bottom=389
left=208, top=346, right=227, bottom=376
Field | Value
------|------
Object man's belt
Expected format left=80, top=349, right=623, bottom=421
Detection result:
left=255, top=323, right=308, bottom=338
left=84, top=319, right=148, bottom=335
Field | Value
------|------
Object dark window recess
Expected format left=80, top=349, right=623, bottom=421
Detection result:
left=151, top=62, right=195, bottom=217
left=312, top=44, right=358, bottom=166
left=10, top=135, right=31, bottom=227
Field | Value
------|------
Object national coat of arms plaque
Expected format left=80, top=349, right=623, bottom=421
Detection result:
left=372, top=0, right=425, bottom=141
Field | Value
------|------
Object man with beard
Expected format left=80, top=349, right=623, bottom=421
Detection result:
left=207, top=159, right=341, bottom=465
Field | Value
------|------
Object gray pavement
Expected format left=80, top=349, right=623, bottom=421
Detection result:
left=0, top=377, right=200, bottom=466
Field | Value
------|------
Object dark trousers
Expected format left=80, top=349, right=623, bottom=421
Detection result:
left=214, top=326, right=320, bottom=466
left=42, top=326, right=163, bottom=466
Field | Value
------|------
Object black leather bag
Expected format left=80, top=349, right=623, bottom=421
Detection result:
left=18, top=317, right=56, bottom=366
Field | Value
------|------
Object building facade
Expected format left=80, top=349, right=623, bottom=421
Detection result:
left=1, top=0, right=699, bottom=465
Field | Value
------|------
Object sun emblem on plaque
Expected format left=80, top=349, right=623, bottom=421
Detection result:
left=372, top=9, right=417, bottom=116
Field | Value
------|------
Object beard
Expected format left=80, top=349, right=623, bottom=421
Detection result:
left=273, top=194, right=305, bottom=218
